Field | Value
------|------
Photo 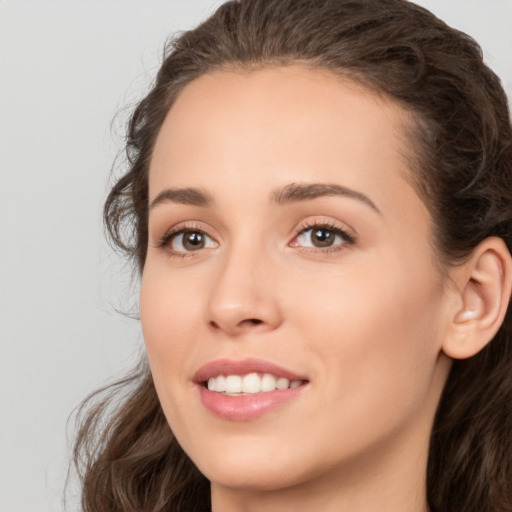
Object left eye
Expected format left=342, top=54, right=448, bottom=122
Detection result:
left=294, top=225, right=350, bottom=249
left=169, top=230, right=217, bottom=252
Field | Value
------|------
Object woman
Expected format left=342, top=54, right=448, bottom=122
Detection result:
left=73, top=0, right=512, bottom=510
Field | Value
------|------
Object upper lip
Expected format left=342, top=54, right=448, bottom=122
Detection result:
left=193, top=358, right=308, bottom=383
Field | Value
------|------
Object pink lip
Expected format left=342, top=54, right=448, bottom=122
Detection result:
left=194, top=358, right=309, bottom=421
left=193, top=358, right=307, bottom=383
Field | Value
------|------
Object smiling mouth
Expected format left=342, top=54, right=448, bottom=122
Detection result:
left=205, top=373, right=307, bottom=395
left=196, top=360, right=309, bottom=420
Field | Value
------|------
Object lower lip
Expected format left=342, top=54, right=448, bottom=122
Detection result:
left=198, top=384, right=306, bottom=421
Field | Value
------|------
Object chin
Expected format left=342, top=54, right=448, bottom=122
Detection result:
left=206, top=469, right=306, bottom=493
left=194, top=448, right=313, bottom=492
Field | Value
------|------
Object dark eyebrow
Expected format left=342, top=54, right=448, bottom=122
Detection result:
left=271, top=182, right=380, bottom=213
left=149, top=182, right=379, bottom=213
left=149, top=187, right=213, bottom=210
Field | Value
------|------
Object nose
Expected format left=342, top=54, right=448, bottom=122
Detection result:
left=206, top=244, right=283, bottom=337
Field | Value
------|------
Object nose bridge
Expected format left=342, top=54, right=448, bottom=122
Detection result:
left=206, top=230, right=282, bottom=334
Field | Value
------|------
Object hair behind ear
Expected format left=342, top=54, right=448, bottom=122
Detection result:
left=428, top=237, right=512, bottom=512
left=428, top=326, right=512, bottom=512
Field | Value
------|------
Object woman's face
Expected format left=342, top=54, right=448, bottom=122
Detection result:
left=140, top=66, right=453, bottom=493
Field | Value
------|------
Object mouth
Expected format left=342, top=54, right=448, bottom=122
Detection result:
left=194, top=358, right=309, bottom=420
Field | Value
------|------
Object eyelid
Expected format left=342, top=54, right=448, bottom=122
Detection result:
left=156, top=221, right=218, bottom=251
left=154, top=217, right=356, bottom=257
left=290, top=218, right=357, bottom=250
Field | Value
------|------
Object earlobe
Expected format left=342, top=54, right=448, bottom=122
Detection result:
left=442, top=237, right=512, bottom=360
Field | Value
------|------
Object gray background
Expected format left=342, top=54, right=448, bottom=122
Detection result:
left=0, top=1, right=511, bottom=511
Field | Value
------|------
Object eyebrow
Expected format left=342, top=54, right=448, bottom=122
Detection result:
left=149, top=182, right=379, bottom=213
left=149, top=187, right=213, bottom=210
left=271, top=182, right=380, bottom=213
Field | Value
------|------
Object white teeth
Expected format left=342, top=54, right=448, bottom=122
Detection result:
left=261, top=373, right=277, bottom=392
left=216, top=375, right=226, bottom=392
left=242, top=373, right=260, bottom=393
left=225, top=375, right=242, bottom=393
left=206, top=373, right=304, bottom=394
left=276, top=377, right=290, bottom=390
left=207, top=375, right=226, bottom=392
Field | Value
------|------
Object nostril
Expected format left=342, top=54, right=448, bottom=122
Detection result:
left=208, top=317, right=266, bottom=333
left=245, top=318, right=263, bottom=326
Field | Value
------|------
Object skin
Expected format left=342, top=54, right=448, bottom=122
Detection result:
left=140, top=66, right=457, bottom=512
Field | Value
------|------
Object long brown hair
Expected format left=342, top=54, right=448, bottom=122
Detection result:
left=72, top=1, right=512, bottom=510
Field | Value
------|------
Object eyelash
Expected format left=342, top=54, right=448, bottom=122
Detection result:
left=157, top=222, right=211, bottom=258
left=293, top=221, right=356, bottom=253
left=157, top=220, right=356, bottom=258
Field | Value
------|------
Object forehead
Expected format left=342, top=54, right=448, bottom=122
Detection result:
left=149, top=65, right=418, bottom=213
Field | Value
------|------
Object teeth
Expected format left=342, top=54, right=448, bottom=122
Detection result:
left=242, top=373, right=260, bottom=393
left=276, top=377, right=290, bottom=390
left=261, top=373, right=277, bottom=392
left=206, top=373, right=303, bottom=394
left=225, top=375, right=242, bottom=393
left=216, top=375, right=226, bottom=391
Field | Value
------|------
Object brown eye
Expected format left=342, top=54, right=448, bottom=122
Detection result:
left=182, top=231, right=205, bottom=250
left=293, top=223, right=354, bottom=251
left=169, top=230, right=217, bottom=252
left=310, top=228, right=335, bottom=247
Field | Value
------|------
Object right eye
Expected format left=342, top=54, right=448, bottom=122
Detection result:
left=166, top=229, right=217, bottom=253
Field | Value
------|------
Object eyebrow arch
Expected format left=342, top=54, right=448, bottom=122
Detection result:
left=149, top=187, right=213, bottom=210
left=271, top=182, right=380, bottom=213
left=149, top=182, right=380, bottom=213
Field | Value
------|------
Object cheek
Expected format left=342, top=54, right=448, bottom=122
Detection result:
left=291, top=252, right=442, bottom=347
left=275, top=267, right=445, bottom=472
left=139, top=262, right=202, bottom=381
left=294, top=256, right=445, bottom=411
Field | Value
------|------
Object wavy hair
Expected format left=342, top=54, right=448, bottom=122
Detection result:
left=72, top=1, right=512, bottom=510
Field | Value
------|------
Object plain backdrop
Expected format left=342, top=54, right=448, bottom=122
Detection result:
left=0, top=1, right=511, bottom=511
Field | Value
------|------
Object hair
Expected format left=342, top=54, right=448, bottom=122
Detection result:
left=72, top=1, right=512, bottom=511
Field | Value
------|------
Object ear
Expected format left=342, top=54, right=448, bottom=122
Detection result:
left=442, top=237, right=512, bottom=360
